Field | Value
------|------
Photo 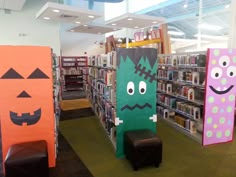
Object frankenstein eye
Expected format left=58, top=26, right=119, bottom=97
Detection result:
left=27, top=68, right=49, bottom=79
left=0, top=68, right=24, bottom=79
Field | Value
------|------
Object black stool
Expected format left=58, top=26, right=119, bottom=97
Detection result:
left=5, top=140, right=49, bottom=177
left=124, top=129, right=162, bottom=170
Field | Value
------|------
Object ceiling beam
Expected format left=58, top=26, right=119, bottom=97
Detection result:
left=135, top=0, right=183, bottom=15
left=167, top=5, right=229, bottom=23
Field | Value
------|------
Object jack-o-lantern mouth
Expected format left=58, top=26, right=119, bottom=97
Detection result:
left=10, top=108, right=41, bottom=126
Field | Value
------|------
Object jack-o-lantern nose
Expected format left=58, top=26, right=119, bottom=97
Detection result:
left=17, top=91, right=31, bottom=98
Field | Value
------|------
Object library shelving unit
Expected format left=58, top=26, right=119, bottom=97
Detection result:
left=60, top=56, right=88, bottom=91
left=157, top=48, right=236, bottom=146
left=87, top=52, right=117, bottom=148
left=157, top=51, right=207, bottom=143
left=87, top=48, right=157, bottom=158
left=52, top=53, right=61, bottom=157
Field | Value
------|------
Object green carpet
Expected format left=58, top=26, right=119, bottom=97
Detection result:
left=60, top=117, right=236, bottom=177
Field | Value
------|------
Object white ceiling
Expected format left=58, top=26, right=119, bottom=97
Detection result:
left=0, top=0, right=26, bottom=11
left=105, top=13, right=165, bottom=29
left=36, top=2, right=103, bottom=24
left=69, top=24, right=121, bottom=34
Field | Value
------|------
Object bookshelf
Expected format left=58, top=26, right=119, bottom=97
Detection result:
left=157, top=49, right=236, bottom=146
left=52, top=53, right=61, bottom=157
left=87, top=48, right=157, bottom=158
left=157, top=51, right=207, bottom=143
left=60, top=56, right=88, bottom=91
left=86, top=52, right=117, bottom=148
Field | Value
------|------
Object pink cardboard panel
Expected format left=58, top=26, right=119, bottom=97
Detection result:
left=203, top=48, right=236, bottom=145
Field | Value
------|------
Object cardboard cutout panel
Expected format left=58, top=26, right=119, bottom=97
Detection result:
left=203, top=48, right=236, bottom=145
left=116, top=48, right=157, bottom=157
left=0, top=46, right=55, bottom=167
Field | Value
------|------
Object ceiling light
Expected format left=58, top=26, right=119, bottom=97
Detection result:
left=70, top=30, right=74, bottom=32
left=118, top=38, right=122, bottom=42
left=113, top=29, right=117, bottom=30
left=52, top=9, right=60, bottom=13
left=127, top=18, right=133, bottom=21
left=83, top=24, right=88, bottom=27
left=111, top=23, right=117, bottom=26
left=198, top=23, right=222, bottom=30
left=75, top=21, right=81, bottom=24
left=134, top=26, right=139, bottom=29
left=152, top=21, right=157, bottom=24
left=88, top=15, right=94, bottom=18
left=168, top=31, right=185, bottom=36
left=194, top=34, right=228, bottom=40
left=132, top=39, right=135, bottom=43
left=43, top=17, right=50, bottom=20
left=225, top=4, right=230, bottom=8
left=183, top=4, right=188, bottom=8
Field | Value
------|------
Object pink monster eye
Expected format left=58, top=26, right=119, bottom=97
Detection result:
left=227, top=66, right=236, bottom=78
left=219, top=56, right=230, bottom=67
left=211, top=67, right=222, bottom=79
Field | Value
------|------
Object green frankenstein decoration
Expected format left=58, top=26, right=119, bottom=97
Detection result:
left=115, top=48, right=157, bottom=158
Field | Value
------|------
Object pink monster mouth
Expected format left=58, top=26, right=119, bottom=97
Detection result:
left=209, top=85, right=234, bottom=95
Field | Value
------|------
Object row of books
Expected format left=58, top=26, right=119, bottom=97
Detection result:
left=88, top=79, right=116, bottom=105
left=88, top=51, right=117, bottom=68
left=89, top=68, right=115, bottom=86
left=158, top=70, right=202, bottom=85
left=157, top=94, right=176, bottom=108
left=176, top=101, right=201, bottom=119
left=158, top=54, right=206, bottom=67
left=90, top=91, right=116, bottom=138
left=61, top=68, right=83, bottom=75
left=157, top=106, right=197, bottom=133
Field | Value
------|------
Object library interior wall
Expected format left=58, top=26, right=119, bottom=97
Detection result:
left=0, top=0, right=61, bottom=55
left=61, top=32, right=105, bottom=56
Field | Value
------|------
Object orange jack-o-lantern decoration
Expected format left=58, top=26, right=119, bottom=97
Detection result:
left=0, top=46, right=56, bottom=167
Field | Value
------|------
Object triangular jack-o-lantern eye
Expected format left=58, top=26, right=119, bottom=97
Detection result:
left=0, top=68, right=24, bottom=79
left=27, top=68, right=49, bottom=79
left=17, top=91, right=31, bottom=98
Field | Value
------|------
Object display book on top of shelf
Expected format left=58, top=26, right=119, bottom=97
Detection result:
left=87, top=52, right=117, bottom=148
left=157, top=51, right=207, bottom=143
left=60, top=56, right=87, bottom=91
left=52, top=53, right=61, bottom=157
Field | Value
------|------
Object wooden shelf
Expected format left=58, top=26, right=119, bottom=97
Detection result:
left=119, top=39, right=161, bottom=48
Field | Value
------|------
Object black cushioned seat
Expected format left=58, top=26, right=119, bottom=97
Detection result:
left=124, top=129, right=162, bottom=170
left=5, top=140, right=49, bottom=177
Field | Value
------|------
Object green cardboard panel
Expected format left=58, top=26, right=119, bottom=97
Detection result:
left=115, top=48, right=157, bottom=158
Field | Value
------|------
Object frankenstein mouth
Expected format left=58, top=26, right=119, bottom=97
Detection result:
left=209, top=85, right=234, bottom=95
left=10, top=108, right=41, bottom=126
left=121, top=103, right=152, bottom=111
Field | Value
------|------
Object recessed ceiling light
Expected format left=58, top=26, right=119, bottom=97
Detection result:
left=225, top=4, right=230, bottom=8
left=70, top=30, right=74, bottom=32
left=88, top=15, right=94, bottom=18
left=134, top=26, right=139, bottom=29
left=183, top=4, right=188, bottom=8
left=52, top=9, right=60, bottom=13
left=83, top=25, right=88, bottom=27
left=113, top=29, right=117, bottom=30
left=152, top=21, right=157, bottom=24
left=75, top=21, right=81, bottom=24
left=43, top=17, right=50, bottom=20
left=127, top=18, right=133, bottom=21
left=112, top=23, right=117, bottom=26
